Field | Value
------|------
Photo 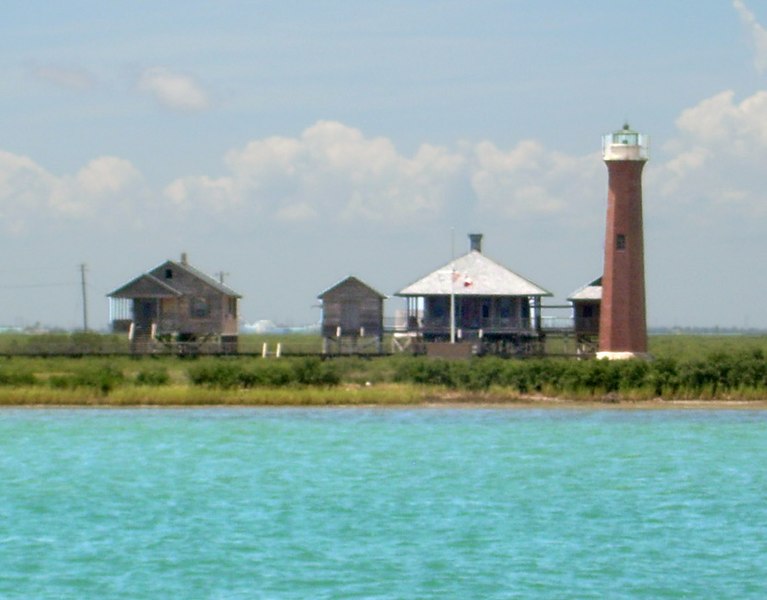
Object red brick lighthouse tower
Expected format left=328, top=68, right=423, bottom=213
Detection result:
left=598, top=124, right=649, bottom=359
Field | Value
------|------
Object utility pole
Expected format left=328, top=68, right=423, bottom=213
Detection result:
left=80, top=263, right=89, bottom=332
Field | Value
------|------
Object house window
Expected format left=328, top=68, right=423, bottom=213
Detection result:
left=520, top=300, right=530, bottom=319
left=191, top=297, right=210, bottom=318
left=583, top=305, right=594, bottom=318
left=428, top=297, right=447, bottom=319
left=165, top=268, right=173, bottom=279
left=616, top=234, right=626, bottom=250
left=498, top=298, right=513, bottom=319
left=228, top=297, right=237, bottom=318
left=481, top=302, right=490, bottom=319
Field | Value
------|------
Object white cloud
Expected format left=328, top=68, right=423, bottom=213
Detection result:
left=655, top=89, right=767, bottom=217
left=0, top=151, right=144, bottom=229
left=168, top=121, right=466, bottom=223
left=0, top=151, right=55, bottom=233
left=49, top=157, right=143, bottom=217
left=733, top=0, right=767, bottom=74
left=470, top=140, right=602, bottom=218
left=164, top=175, right=238, bottom=211
left=4, top=97, right=767, bottom=239
left=138, top=67, right=210, bottom=111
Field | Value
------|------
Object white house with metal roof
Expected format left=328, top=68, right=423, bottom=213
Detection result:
left=396, top=234, right=551, bottom=353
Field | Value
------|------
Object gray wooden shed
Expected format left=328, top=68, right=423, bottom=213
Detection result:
left=567, top=277, right=602, bottom=355
left=318, top=276, right=386, bottom=354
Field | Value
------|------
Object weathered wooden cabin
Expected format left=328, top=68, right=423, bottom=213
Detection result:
left=108, top=254, right=240, bottom=354
left=396, top=234, right=552, bottom=356
left=568, top=277, right=602, bottom=355
left=318, top=276, right=386, bottom=354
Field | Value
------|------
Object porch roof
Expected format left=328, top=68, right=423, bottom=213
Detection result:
left=107, top=273, right=183, bottom=299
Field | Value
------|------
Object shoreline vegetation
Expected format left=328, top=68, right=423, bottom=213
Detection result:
left=1, top=334, right=767, bottom=407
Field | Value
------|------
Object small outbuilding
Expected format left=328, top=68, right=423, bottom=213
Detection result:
left=568, top=277, right=602, bottom=355
left=395, top=234, right=552, bottom=356
left=108, top=253, right=240, bottom=354
left=318, top=276, right=386, bottom=354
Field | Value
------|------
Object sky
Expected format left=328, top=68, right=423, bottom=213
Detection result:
left=2, top=1, right=767, bottom=330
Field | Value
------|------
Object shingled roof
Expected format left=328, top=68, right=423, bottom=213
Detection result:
left=108, top=256, right=241, bottom=298
left=318, top=275, right=387, bottom=300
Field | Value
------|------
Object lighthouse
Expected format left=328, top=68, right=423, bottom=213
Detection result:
left=597, top=124, right=649, bottom=359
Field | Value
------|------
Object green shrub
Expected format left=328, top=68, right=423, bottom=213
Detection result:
left=291, top=358, right=340, bottom=386
left=394, top=358, right=458, bottom=387
left=48, top=364, right=125, bottom=395
left=0, top=366, right=37, bottom=387
left=187, top=362, right=244, bottom=389
left=135, top=367, right=170, bottom=386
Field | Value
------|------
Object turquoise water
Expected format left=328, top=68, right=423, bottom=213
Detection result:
left=1, top=408, right=766, bottom=599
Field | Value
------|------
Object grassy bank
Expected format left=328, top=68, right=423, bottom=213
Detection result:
left=1, top=338, right=767, bottom=405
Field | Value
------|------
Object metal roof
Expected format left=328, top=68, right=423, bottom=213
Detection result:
left=396, top=250, right=552, bottom=297
left=567, top=277, right=602, bottom=301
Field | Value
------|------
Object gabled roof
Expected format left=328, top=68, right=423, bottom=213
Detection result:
left=108, top=258, right=242, bottom=299
left=396, top=250, right=551, bottom=297
left=150, top=260, right=241, bottom=298
left=318, top=275, right=387, bottom=300
left=108, top=273, right=183, bottom=299
left=568, top=277, right=602, bottom=302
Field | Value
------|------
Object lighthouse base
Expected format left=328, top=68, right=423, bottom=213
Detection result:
left=596, top=351, right=652, bottom=361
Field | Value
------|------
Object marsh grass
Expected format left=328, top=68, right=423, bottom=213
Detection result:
left=1, top=335, right=767, bottom=405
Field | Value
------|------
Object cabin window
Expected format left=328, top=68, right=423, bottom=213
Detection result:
left=165, top=268, right=173, bottom=279
left=616, top=234, right=626, bottom=250
left=428, top=297, right=448, bottom=319
left=520, top=299, right=530, bottom=319
left=498, top=298, right=513, bottom=319
left=191, top=297, right=210, bottom=318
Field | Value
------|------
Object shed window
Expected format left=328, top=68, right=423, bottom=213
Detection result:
left=616, top=234, right=626, bottom=250
left=191, top=297, right=209, bottom=318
